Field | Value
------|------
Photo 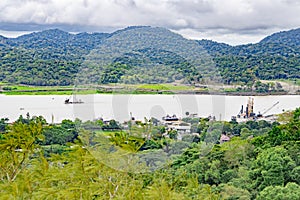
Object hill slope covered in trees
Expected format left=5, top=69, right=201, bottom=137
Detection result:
left=0, top=26, right=299, bottom=86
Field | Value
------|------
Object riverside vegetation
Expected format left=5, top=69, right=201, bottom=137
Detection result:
left=0, top=108, right=300, bottom=199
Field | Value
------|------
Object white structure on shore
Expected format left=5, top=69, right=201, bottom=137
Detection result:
left=162, top=114, right=191, bottom=135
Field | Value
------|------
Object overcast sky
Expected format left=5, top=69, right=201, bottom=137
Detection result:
left=1, top=0, right=300, bottom=45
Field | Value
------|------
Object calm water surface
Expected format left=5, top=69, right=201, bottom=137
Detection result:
left=1, top=94, right=299, bottom=123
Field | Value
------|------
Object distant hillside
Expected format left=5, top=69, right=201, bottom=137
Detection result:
left=198, top=28, right=300, bottom=57
left=0, top=26, right=299, bottom=86
left=196, top=40, right=233, bottom=55
left=0, top=29, right=109, bottom=85
left=198, top=28, right=300, bottom=84
left=260, top=28, right=300, bottom=47
left=7, top=29, right=109, bottom=51
left=78, top=26, right=207, bottom=84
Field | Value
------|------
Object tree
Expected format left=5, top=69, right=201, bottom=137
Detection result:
left=204, top=160, right=221, bottom=185
left=267, top=108, right=300, bottom=145
left=42, top=125, right=78, bottom=145
left=0, top=118, right=9, bottom=132
left=145, top=179, right=185, bottom=200
left=257, top=182, right=300, bottom=200
left=219, top=184, right=251, bottom=200
left=42, top=120, right=78, bottom=145
left=251, top=147, right=296, bottom=191
left=168, top=129, right=178, bottom=140
left=221, top=138, right=254, bottom=168
left=109, top=131, right=145, bottom=153
left=240, top=127, right=251, bottom=139
left=290, top=166, right=300, bottom=184
left=0, top=120, right=44, bottom=182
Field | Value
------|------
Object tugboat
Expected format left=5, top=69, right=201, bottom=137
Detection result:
left=64, top=94, right=84, bottom=104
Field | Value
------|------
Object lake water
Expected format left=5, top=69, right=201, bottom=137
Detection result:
left=0, top=94, right=299, bottom=123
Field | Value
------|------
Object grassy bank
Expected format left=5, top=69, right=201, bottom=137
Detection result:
left=0, top=83, right=197, bottom=95
left=0, top=84, right=96, bottom=95
left=0, top=83, right=298, bottom=95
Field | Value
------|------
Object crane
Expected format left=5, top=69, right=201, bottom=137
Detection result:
left=259, top=101, right=279, bottom=117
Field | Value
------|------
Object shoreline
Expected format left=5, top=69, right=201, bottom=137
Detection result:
left=1, top=83, right=299, bottom=96
left=0, top=89, right=298, bottom=96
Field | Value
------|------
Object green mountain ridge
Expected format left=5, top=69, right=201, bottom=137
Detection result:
left=197, top=28, right=300, bottom=83
left=0, top=26, right=299, bottom=86
left=78, top=26, right=207, bottom=84
left=260, top=28, right=300, bottom=46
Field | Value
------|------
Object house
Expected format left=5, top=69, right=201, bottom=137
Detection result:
left=220, top=134, right=231, bottom=144
left=162, top=114, right=191, bottom=134
left=167, top=121, right=191, bottom=134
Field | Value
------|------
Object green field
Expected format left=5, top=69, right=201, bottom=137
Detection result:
left=136, top=84, right=192, bottom=91
left=0, top=84, right=98, bottom=95
left=1, top=81, right=297, bottom=95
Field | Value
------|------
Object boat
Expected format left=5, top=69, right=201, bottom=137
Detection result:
left=231, top=97, right=279, bottom=123
left=64, top=94, right=84, bottom=104
left=162, top=114, right=179, bottom=121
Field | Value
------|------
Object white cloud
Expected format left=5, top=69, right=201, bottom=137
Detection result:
left=172, top=28, right=283, bottom=45
left=0, top=0, right=300, bottom=44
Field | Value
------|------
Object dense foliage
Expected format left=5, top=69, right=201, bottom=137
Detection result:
left=0, top=26, right=299, bottom=86
left=198, top=28, right=300, bottom=84
left=0, top=108, right=299, bottom=199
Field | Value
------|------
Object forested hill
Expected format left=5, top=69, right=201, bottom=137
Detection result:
left=197, top=28, right=300, bottom=56
left=4, top=29, right=109, bottom=50
left=197, top=28, right=300, bottom=84
left=260, top=28, right=300, bottom=47
left=0, top=26, right=299, bottom=86
left=0, top=29, right=110, bottom=85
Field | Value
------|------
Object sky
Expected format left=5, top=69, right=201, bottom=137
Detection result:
left=1, top=0, right=300, bottom=45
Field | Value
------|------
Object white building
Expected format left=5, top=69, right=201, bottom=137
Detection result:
left=167, top=121, right=191, bottom=134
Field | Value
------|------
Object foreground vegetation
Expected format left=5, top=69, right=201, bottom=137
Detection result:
left=0, top=108, right=300, bottom=199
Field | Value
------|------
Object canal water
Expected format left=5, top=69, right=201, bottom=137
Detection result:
left=1, top=94, right=299, bottom=123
